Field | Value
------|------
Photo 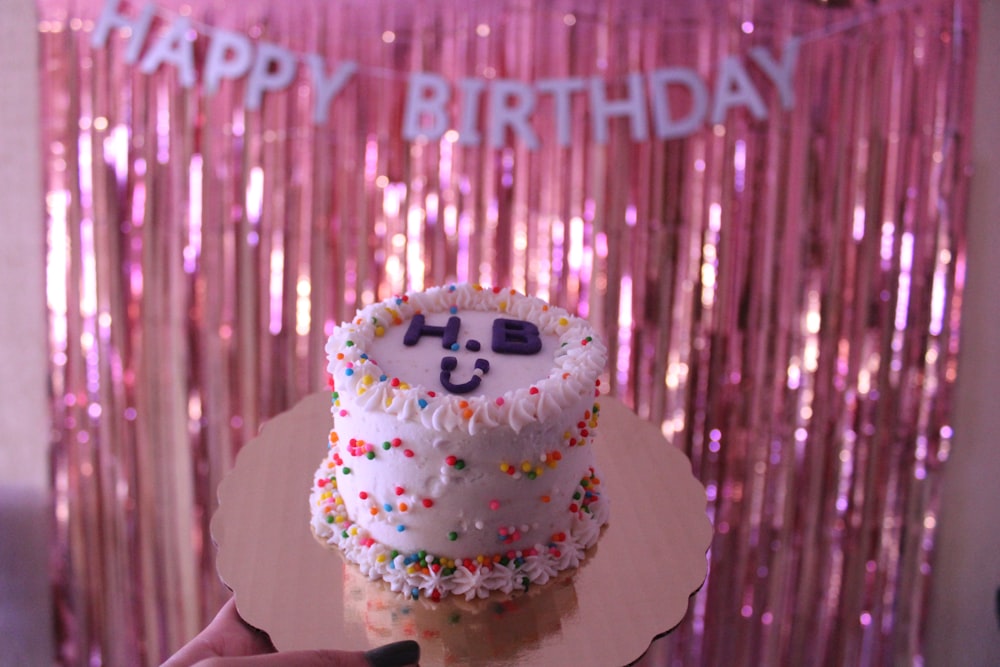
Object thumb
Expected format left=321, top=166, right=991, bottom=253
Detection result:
left=191, top=640, right=420, bottom=667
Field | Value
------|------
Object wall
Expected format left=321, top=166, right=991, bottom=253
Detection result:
left=924, top=0, right=1000, bottom=663
left=0, top=2, right=53, bottom=664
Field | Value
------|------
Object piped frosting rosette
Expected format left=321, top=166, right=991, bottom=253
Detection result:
left=311, top=463, right=609, bottom=601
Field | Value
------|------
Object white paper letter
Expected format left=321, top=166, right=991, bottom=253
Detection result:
left=456, top=78, right=485, bottom=146
left=307, top=57, right=358, bottom=124
left=401, top=72, right=451, bottom=141
left=749, top=37, right=800, bottom=110
left=710, top=56, right=768, bottom=124
left=537, top=77, right=585, bottom=147
left=589, top=73, right=649, bottom=144
left=647, top=68, right=709, bottom=140
left=91, top=0, right=155, bottom=64
left=204, top=29, right=254, bottom=96
left=139, top=16, right=197, bottom=88
left=489, top=79, right=539, bottom=150
left=245, top=42, right=298, bottom=111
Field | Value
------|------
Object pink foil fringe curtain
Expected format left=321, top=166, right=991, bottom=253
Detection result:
left=36, top=0, right=977, bottom=665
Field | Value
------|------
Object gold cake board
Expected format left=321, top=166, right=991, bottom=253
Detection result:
left=211, top=393, right=712, bottom=666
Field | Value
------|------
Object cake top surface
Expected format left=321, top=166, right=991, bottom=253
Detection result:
left=326, top=283, right=606, bottom=433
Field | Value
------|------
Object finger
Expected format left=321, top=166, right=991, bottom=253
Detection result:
left=162, top=598, right=275, bottom=667
left=190, top=640, right=420, bottom=667
left=190, top=649, right=369, bottom=667
left=208, top=598, right=277, bottom=656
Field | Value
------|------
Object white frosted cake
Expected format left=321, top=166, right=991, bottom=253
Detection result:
left=309, top=283, right=609, bottom=601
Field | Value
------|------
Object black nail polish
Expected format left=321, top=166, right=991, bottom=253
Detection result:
left=364, top=639, right=421, bottom=667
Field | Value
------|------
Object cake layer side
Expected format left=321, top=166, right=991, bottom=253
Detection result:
left=310, top=456, right=609, bottom=601
left=322, top=391, right=601, bottom=558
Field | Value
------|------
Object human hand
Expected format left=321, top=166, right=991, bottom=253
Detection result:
left=161, top=597, right=420, bottom=667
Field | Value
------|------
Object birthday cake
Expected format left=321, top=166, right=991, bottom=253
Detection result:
left=309, top=283, right=609, bottom=600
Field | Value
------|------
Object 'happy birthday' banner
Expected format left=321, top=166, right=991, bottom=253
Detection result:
left=92, top=0, right=800, bottom=148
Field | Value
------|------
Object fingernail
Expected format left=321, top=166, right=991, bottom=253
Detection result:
left=364, top=639, right=421, bottom=667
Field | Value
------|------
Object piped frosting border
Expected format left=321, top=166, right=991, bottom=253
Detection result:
left=311, top=459, right=610, bottom=602
left=325, top=283, right=607, bottom=434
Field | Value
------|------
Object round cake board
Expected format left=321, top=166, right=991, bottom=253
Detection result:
left=212, top=392, right=712, bottom=666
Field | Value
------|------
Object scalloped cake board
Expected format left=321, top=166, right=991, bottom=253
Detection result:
left=212, top=393, right=711, bottom=667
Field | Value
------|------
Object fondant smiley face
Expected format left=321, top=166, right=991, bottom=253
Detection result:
left=403, top=315, right=543, bottom=395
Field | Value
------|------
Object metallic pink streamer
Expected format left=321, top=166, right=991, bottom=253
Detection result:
left=36, top=0, right=977, bottom=664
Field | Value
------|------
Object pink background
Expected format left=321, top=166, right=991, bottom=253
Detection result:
left=1, top=1, right=998, bottom=665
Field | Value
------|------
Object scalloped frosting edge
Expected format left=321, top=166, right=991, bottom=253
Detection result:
left=310, top=466, right=610, bottom=602
left=325, top=283, right=608, bottom=434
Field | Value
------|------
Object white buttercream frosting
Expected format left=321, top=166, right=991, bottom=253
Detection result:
left=311, top=283, right=609, bottom=599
